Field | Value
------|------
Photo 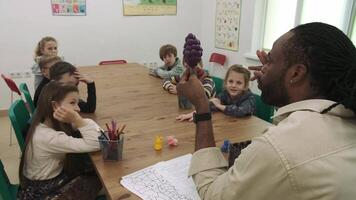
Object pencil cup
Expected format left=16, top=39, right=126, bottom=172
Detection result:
left=228, top=140, right=251, bottom=167
left=98, top=134, right=124, bottom=161
left=178, top=95, right=193, bottom=110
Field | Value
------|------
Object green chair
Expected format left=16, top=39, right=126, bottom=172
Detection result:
left=212, top=76, right=224, bottom=96
left=19, top=83, right=35, bottom=115
left=253, top=93, right=275, bottom=123
left=0, top=160, right=19, bottom=200
left=8, top=99, right=30, bottom=151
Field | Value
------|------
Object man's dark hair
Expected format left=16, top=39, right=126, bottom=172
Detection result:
left=283, top=22, right=356, bottom=114
left=49, top=61, right=76, bottom=81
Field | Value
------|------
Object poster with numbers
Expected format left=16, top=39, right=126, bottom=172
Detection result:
left=51, top=0, right=86, bottom=16
left=215, top=0, right=241, bottom=51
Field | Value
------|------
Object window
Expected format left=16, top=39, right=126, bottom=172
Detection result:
left=262, top=0, right=355, bottom=50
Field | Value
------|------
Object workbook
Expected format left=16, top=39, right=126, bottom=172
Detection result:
left=120, top=154, right=201, bottom=200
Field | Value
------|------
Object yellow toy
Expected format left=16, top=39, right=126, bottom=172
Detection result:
left=154, top=136, right=163, bottom=151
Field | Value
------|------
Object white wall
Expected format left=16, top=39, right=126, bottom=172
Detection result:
left=0, top=0, right=262, bottom=110
left=0, top=0, right=203, bottom=110
left=200, top=0, right=260, bottom=93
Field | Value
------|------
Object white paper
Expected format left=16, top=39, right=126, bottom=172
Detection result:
left=120, top=154, right=200, bottom=200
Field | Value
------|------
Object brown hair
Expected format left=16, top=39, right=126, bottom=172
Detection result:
left=224, top=65, right=251, bottom=88
left=159, top=44, right=177, bottom=60
left=38, top=55, right=62, bottom=70
left=49, top=61, right=77, bottom=80
left=19, top=81, right=78, bottom=186
left=34, top=36, right=57, bottom=57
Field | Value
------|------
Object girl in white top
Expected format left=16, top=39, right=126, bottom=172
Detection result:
left=31, top=36, right=59, bottom=89
left=18, top=81, right=103, bottom=199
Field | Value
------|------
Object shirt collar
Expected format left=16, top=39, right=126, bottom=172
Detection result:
left=273, top=99, right=355, bottom=122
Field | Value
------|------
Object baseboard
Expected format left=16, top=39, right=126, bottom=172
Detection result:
left=0, top=109, right=7, bottom=117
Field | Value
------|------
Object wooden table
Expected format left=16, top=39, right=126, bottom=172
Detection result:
left=79, top=63, right=271, bottom=200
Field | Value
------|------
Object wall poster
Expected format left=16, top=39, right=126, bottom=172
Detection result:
left=51, top=0, right=86, bottom=16
left=123, top=0, right=177, bottom=16
left=215, top=0, right=241, bottom=51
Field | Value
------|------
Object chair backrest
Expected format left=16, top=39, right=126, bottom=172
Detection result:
left=1, top=74, right=21, bottom=96
left=209, top=53, right=226, bottom=66
left=212, top=76, right=224, bottom=96
left=19, top=83, right=35, bottom=115
left=98, top=60, right=127, bottom=65
left=8, top=99, right=30, bottom=151
left=0, top=160, right=18, bottom=200
left=253, top=93, right=274, bottom=123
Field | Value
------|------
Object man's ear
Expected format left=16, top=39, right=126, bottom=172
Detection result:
left=287, top=64, right=308, bottom=84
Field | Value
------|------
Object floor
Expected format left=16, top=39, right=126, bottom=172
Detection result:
left=0, top=115, right=21, bottom=184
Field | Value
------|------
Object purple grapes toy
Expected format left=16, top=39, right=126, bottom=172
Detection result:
left=183, top=33, right=203, bottom=68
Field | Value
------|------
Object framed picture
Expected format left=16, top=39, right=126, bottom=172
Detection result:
left=51, top=0, right=86, bottom=16
left=123, top=0, right=177, bottom=16
left=215, top=0, right=241, bottom=51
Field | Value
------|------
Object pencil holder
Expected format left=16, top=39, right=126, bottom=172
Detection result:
left=228, top=140, right=251, bottom=167
left=98, top=134, right=124, bottom=161
left=178, top=95, right=193, bottom=110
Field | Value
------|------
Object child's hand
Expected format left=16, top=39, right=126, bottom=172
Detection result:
left=74, top=71, right=93, bottom=84
left=149, top=68, right=157, bottom=76
left=168, top=85, right=177, bottom=94
left=209, top=98, right=221, bottom=106
left=176, top=112, right=194, bottom=122
left=53, top=106, right=84, bottom=127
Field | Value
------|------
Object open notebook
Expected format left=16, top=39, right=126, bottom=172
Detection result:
left=120, top=154, right=201, bottom=200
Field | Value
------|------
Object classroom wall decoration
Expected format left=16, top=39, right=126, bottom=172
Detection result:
left=51, top=0, right=86, bottom=16
left=123, top=0, right=177, bottom=16
left=215, top=0, right=241, bottom=51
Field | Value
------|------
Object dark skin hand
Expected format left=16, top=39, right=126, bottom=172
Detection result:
left=176, top=68, right=216, bottom=151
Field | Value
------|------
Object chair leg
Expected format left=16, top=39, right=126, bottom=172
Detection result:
left=9, top=92, right=13, bottom=146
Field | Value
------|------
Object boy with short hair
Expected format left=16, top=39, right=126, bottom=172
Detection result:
left=149, top=44, right=184, bottom=79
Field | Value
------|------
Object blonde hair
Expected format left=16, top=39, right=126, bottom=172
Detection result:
left=34, top=36, right=57, bottom=57
left=224, top=65, right=251, bottom=88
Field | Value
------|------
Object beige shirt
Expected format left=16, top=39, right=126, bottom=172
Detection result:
left=24, top=119, right=101, bottom=180
left=188, top=99, right=356, bottom=200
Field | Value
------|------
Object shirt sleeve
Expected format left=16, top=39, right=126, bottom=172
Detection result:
left=202, top=77, right=216, bottom=99
left=188, top=136, right=294, bottom=200
left=223, top=94, right=256, bottom=117
left=36, top=119, right=101, bottom=154
left=78, top=82, right=96, bottom=113
left=155, top=64, right=184, bottom=79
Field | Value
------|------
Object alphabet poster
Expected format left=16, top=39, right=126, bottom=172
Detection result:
left=123, top=0, right=177, bottom=16
left=215, top=0, right=241, bottom=51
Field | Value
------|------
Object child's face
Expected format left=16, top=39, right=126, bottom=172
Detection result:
left=59, top=72, right=79, bottom=85
left=163, top=53, right=176, bottom=67
left=226, top=71, right=247, bottom=97
left=41, top=41, right=58, bottom=56
left=56, top=91, right=80, bottom=112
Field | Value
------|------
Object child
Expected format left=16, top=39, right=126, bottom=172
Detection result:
left=149, top=44, right=184, bottom=79
left=176, top=64, right=256, bottom=121
left=163, top=59, right=216, bottom=98
left=17, top=81, right=105, bottom=199
left=31, top=36, right=59, bottom=89
left=33, top=55, right=62, bottom=107
left=50, top=61, right=96, bottom=113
